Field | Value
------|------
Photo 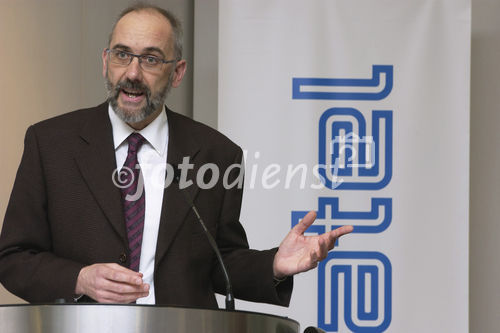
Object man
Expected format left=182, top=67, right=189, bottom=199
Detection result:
left=0, top=3, right=352, bottom=307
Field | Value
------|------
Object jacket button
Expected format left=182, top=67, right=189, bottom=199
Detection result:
left=119, top=253, right=127, bottom=264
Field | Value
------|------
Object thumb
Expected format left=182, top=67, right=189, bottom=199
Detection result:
left=293, top=211, right=317, bottom=235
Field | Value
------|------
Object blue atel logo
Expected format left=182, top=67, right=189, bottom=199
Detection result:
left=318, top=108, right=392, bottom=190
left=292, top=65, right=394, bottom=332
left=293, top=65, right=393, bottom=101
left=291, top=197, right=392, bottom=234
left=318, top=252, right=392, bottom=332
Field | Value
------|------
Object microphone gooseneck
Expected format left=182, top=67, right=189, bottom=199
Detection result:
left=174, top=168, right=235, bottom=311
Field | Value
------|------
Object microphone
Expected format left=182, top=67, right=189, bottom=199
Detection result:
left=303, top=327, right=326, bottom=333
left=173, top=166, right=235, bottom=311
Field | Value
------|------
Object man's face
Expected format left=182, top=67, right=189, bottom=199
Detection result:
left=102, top=10, right=186, bottom=126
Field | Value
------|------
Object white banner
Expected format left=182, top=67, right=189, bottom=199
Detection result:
left=218, top=0, right=470, bottom=332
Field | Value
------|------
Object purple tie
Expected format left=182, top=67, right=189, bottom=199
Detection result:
left=120, top=133, right=146, bottom=272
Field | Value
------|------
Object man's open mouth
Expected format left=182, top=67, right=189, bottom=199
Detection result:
left=122, top=89, right=144, bottom=98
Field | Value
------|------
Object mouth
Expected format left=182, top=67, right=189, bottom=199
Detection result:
left=120, top=88, right=146, bottom=103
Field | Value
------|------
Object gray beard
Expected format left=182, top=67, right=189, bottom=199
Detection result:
left=105, top=72, right=173, bottom=124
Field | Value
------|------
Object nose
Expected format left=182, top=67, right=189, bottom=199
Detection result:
left=125, top=56, right=143, bottom=81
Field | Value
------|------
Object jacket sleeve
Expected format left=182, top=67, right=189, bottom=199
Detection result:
left=0, top=126, right=85, bottom=303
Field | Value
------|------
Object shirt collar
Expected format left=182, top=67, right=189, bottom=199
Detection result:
left=108, top=104, right=169, bottom=156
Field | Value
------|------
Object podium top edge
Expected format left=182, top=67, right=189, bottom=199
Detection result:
left=0, top=303, right=299, bottom=325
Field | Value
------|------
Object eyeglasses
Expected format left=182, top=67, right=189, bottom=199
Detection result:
left=105, top=48, right=178, bottom=72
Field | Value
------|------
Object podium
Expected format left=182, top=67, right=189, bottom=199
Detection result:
left=0, top=304, right=299, bottom=333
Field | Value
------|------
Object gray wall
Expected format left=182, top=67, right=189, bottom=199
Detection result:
left=469, top=0, right=500, bottom=331
left=0, top=0, right=499, bottom=332
left=193, top=0, right=218, bottom=128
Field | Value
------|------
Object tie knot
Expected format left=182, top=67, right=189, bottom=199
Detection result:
left=127, top=133, right=146, bottom=153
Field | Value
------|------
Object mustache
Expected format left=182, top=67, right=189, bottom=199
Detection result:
left=114, top=79, right=151, bottom=99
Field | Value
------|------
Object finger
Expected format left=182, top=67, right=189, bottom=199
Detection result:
left=318, top=225, right=353, bottom=251
left=318, top=238, right=328, bottom=260
left=310, top=250, right=318, bottom=264
left=308, top=250, right=320, bottom=270
left=293, top=211, right=317, bottom=235
left=101, top=279, right=150, bottom=294
left=330, top=225, right=354, bottom=238
left=106, top=263, right=144, bottom=278
left=101, top=265, right=144, bottom=285
left=96, top=289, right=150, bottom=304
left=322, top=232, right=338, bottom=250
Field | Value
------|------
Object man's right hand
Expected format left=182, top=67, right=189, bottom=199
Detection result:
left=75, top=263, right=149, bottom=303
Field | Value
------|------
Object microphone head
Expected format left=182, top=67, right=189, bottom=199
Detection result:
left=303, top=327, right=326, bottom=333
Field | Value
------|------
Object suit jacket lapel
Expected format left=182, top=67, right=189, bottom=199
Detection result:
left=155, top=109, right=200, bottom=269
left=73, top=104, right=202, bottom=267
left=74, top=103, right=128, bottom=244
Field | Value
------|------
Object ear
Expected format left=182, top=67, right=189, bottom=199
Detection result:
left=101, top=49, right=109, bottom=78
left=171, top=59, right=187, bottom=88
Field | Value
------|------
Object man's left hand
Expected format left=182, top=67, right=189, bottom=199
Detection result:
left=273, top=211, right=353, bottom=279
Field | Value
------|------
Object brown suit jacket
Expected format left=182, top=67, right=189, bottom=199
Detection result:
left=0, top=102, right=292, bottom=307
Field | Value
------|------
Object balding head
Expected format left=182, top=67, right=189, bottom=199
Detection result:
left=108, top=3, right=183, bottom=60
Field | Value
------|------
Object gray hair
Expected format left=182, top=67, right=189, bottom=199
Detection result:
left=108, top=2, right=183, bottom=60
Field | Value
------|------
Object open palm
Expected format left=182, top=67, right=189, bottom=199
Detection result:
left=273, top=211, right=353, bottom=278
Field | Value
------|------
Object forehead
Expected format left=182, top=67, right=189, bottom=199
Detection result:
left=111, top=10, right=172, bottom=54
